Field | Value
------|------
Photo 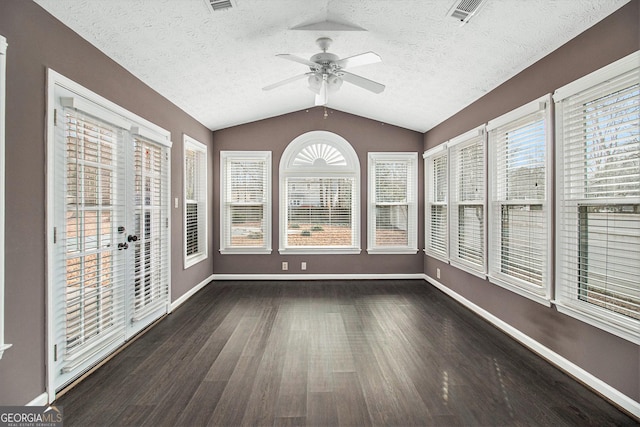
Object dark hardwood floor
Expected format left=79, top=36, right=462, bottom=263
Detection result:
left=55, top=280, right=638, bottom=426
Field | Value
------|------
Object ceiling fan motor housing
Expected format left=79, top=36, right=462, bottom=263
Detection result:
left=310, top=52, right=340, bottom=74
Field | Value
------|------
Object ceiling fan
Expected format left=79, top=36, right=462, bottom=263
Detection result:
left=262, top=37, right=385, bottom=106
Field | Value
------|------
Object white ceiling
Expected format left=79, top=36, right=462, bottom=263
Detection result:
left=34, top=0, right=629, bottom=132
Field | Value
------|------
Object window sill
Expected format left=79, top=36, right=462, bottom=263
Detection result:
left=184, top=252, right=208, bottom=269
left=449, top=260, right=486, bottom=279
left=553, top=301, right=640, bottom=345
left=220, top=248, right=272, bottom=255
left=0, top=343, right=12, bottom=360
left=487, top=274, right=551, bottom=307
left=423, top=249, right=450, bottom=264
left=279, top=247, right=361, bottom=255
left=367, top=248, right=418, bottom=255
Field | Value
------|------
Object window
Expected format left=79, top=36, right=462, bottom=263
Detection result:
left=183, top=135, right=207, bottom=268
left=368, top=152, right=418, bottom=254
left=424, top=144, right=448, bottom=261
left=448, top=126, right=486, bottom=277
left=279, top=131, right=360, bottom=254
left=554, top=52, right=640, bottom=343
left=0, top=35, right=9, bottom=359
left=220, top=151, right=271, bottom=254
left=487, top=95, right=552, bottom=304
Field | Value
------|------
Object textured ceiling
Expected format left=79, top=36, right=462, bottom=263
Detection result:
left=34, top=0, right=629, bottom=132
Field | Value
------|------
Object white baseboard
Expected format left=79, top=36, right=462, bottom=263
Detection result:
left=424, top=275, right=640, bottom=419
left=211, top=273, right=425, bottom=281
left=26, top=392, right=48, bottom=406
left=169, top=274, right=214, bottom=312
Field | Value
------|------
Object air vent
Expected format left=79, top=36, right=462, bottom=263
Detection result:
left=204, top=0, right=236, bottom=12
left=447, top=0, right=488, bottom=24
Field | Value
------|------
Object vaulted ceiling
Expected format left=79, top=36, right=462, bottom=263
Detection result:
left=34, top=0, right=629, bottom=132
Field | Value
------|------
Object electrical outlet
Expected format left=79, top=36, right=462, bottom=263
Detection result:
left=436, top=268, right=441, bottom=279
left=301, top=262, right=307, bottom=271
left=282, top=261, right=288, bottom=271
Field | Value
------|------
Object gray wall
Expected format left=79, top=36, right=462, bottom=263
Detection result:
left=212, top=108, right=424, bottom=275
left=0, top=0, right=637, bottom=412
left=424, top=0, right=639, bottom=403
left=0, top=0, right=214, bottom=404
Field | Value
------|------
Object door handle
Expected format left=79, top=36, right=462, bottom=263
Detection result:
left=127, top=235, right=139, bottom=242
left=118, top=242, right=129, bottom=250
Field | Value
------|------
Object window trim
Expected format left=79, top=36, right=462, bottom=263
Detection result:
left=279, top=131, right=361, bottom=255
left=219, top=150, right=272, bottom=254
left=367, top=152, right=418, bottom=254
left=0, top=35, right=9, bottom=359
left=183, top=134, right=208, bottom=268
left=487, top=94, right=553, bottom=306
left=424, top=144, right=449, bottom=262
left=553, top=51, right=640, bottom=344
left=448, top=125, right=487, bottom=278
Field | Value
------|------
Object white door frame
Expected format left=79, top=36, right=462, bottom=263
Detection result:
left=45, top=69, right=172, bottom=403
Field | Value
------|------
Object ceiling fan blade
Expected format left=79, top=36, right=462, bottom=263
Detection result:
left=315, top=79, right=328, bottom=106
left=340, top=71, right=385, bottom=94
left=335, top=52, right=381, bottom=69
left=276, top=54, right=319, bottom=69
left=262, top=73, right=310, bottom=91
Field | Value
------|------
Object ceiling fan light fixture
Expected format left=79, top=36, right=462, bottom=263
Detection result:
left=326, top=75, right=343, bottom=93
left=308, top=74, right=322, bottom=94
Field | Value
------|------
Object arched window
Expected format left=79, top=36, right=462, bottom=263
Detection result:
left=279, top=131, right=360, bottom=254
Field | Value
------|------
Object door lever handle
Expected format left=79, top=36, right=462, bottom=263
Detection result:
left=118, top=242, right=129, bottom=250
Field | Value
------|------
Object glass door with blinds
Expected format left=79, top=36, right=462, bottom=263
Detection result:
left=128, top=137, right=169, bottom=337
left=48, top=75, right=171, bottom=392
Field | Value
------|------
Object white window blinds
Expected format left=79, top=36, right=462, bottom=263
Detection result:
left=368, top=153, right=418, bottom=254
left=132, top=136, right=170, bottom=321
left=424, top=145, right=448, bottom=261
left=285, top=177, right=355, bottom=248
left=449, top=128, right=486, bottom=276
left=487, top=95, right=552, bottom=303
left=280, top=131, right=360, bottom=255
left=183, top=136, right=207, bottom=267
left=60, top=107, right=128, bottom=369
left=555, top=52, right=640, bottom=343
left=220, top=151, right=271, bottom=254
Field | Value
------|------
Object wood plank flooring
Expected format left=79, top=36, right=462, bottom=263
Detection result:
left=55, top=280, right=637, bottom=426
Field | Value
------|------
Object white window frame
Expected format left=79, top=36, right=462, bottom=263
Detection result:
left=554, top=51, right=640, bottom=344
left=448, top=126, right=487, bottom=278
left=487, top=94, right=553, bottom=306
left=424, top=144, right=449, bottom=262
left=220, top=151, right=272, bottom=254
left=183, top=135, right=208, bottom=268
left=367, top=152, right=418, bottom=254
left=0, top=35, right=10, bottom=359
left=279, top=131, right=361, bottom=255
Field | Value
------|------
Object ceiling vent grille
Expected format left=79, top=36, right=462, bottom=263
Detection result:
left=447, top=0, right=488, bottom=24
left=205, top=0, right=236, bottom=12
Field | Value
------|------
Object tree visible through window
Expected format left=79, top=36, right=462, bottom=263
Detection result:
left=220, top=151, right=271, bottom=254
left=555, top=53, right=639, bottom=341
left=368, top=152, right=418, bottom=254
left=280, top=131, right=360, bottom=254
left=487, top=95, right=551, bottom=302
left=449, top=128, right=486, bottom=275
